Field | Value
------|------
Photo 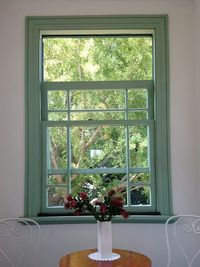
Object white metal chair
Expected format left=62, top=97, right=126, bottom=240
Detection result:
left=165, top=215, right=200, bottom=267
left=0, top=218, right=41, bottom=267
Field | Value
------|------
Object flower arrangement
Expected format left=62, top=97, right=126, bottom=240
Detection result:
left=64, top=190, right=129, bottom=222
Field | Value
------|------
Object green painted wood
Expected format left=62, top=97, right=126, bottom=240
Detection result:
left=47, top=167, right=149, bottom=175
left=41, top=119, right=153, bottom=127
left=153, top=17, right=172, bottom=215
left=42, top=80, right=153, bottom=90
left=25, top=15, right=172, bottom=222
left=28, top=214, right=172, bottom=224
left=26, top=18, right=42, bottom=217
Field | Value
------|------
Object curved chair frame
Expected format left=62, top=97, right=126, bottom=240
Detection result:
left=0, top=217, right=40, bottom=267
left=165, top=215, right=200, bottom=267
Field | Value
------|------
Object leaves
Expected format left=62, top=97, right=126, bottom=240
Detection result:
left=43, top=36, right=152, bottom=81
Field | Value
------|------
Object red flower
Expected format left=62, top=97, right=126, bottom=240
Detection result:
left=120, top=209, right=129, bottom=219
left=64, top=189, right=129, bottom=222
left=108, top=189, right=116, bottom=197
left=94, top=200, right=102, bottom=206
left=74, top=209, right=82, bottom=216
left=66, top=194, right=73, bottom=201
left=110, top=197, right=123, bottom=207
left=69, top=200, right=78, bottom=208
left=79, top=192, right=88, bottom=200
left=100, top=204, right=108, bottom=214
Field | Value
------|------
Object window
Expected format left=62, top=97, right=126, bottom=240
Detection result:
left=26, top=16, right=171, bottom=223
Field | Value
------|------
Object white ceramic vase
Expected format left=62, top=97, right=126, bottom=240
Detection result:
left=88, top=220, right=120, bottom=261
left=97, top=221, right=112, bottom=258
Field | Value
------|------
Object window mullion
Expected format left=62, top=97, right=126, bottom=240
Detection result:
left=125, top=88, right=131, bottom=208
left=67, top=90, right=71, bottom=194
left=41, top=85, right=48, bottom=121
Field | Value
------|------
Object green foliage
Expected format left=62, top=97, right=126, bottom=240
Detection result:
left=43, top=36, right=152, bottom=81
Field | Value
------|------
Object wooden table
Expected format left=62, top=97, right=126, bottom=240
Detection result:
left=59, top=248, right=151, bottom=267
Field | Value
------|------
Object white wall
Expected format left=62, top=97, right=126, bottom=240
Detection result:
left=0, top=0, right=199, bottom=266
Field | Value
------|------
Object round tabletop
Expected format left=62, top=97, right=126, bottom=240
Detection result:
left=59, top=248, right=151, bottom=267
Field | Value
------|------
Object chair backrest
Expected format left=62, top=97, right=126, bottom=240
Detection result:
left=0, top=218, right=40, bottom=267
left=165, top=215, right=200, bottom=267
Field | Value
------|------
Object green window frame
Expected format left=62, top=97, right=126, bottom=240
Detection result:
left=25, top=15, right=171, bottom=223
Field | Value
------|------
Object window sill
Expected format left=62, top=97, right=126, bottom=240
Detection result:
left=28, top=214, right=172, bottom=224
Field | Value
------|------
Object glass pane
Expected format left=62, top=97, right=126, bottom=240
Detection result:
left=71, top=111, right=125, bottom=120
left=128, top=111, right=147, bottom=120
left=48, top=174, right=67, bottom=185
left=71, top=126, right=126, bottom=168
left=70, top=89, right=125, bottom=110
left=43, top=36, right=152, bottom=81
left=71, top=173, right=127, bottom=199
left=48, top=91, right=67, bottom=110
left=47, top=127, right=67, bottom=169
left=129, top=125, right=149, bottom=167
left=130, top=173, right=150, bottom=184
left=47, top=187, right=67, bottom=207
left=130, top=186, right=150, bottom=205
left=48, top=112, right=67, bottom=121
left=128, top=89, right=147, bottom=109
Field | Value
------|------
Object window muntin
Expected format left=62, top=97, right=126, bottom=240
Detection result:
left=47, top=88, right=148, bottom=121
left=42, top=81, right=154, bottom=212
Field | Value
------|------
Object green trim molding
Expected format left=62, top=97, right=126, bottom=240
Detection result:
left=25, top=15, right=172, bottom=224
